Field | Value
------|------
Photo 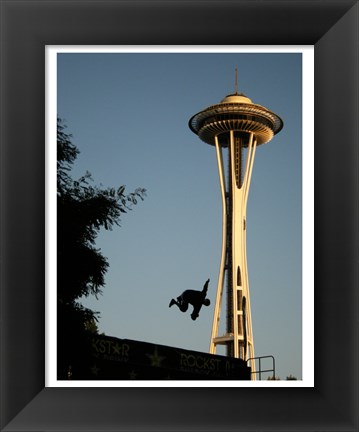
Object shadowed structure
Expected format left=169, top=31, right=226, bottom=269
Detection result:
left=81, top=335, right=251, bottom=380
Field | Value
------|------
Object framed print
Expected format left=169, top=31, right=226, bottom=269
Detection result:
left=1, top=1, right=358, bottom=431
left=49, top=45, right=309, bottom=387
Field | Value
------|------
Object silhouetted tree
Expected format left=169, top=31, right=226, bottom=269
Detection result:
left=57, top=118, right=146, bottom=379
left=286, top=374, right=298, bottom=380
left=267, top=374, right=298, bottom=381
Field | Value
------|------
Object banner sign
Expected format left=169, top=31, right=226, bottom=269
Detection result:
left=88, top=335, right=251, bottom=380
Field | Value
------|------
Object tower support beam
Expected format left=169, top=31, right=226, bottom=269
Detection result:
left=210, top=136, right=227, bottom=355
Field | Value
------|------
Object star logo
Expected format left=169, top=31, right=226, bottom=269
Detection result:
left=146, top=346, right=166, bottom=367
left=129, top=370, right=138, bottom=379
left=91, top=364, right=100, bottom=376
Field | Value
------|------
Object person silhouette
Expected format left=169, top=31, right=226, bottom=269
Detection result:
left=169, top=278, right=210, bottom=320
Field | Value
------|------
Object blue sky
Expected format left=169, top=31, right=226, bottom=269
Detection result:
left=56, top=49, right=305, bottom=381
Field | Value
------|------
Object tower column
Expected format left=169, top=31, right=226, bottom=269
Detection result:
left=209, top=136, right=227, bottom=355
left=229, top=131, right=256, bottom=368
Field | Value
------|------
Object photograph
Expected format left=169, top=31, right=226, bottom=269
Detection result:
left=52, top=48, right=309, bottom=384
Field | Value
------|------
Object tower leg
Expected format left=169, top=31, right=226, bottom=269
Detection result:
left=210, top=137, right=227, bottom=354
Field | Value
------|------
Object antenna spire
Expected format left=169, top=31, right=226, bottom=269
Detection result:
left=235, top=66, right=238, bottom=94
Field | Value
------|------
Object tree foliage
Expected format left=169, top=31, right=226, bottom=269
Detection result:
left=267, top=375, right=281, bottom=380
left=286, top=374, right=298, bottom=380
left=267, top=374, right=298, bottom=381
left=57, top=118, right=146, bottom=378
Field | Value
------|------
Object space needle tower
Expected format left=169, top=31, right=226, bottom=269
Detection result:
left=189, top=74, right=283, bottom=375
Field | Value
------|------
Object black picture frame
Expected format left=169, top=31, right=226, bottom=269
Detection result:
left=1, top=1, right=358, bottom=431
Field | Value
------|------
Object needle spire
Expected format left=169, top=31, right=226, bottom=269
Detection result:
left=235, top=66, right=238, bottom=94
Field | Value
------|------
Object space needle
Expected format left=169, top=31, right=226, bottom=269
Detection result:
left=189, top=74, right=283, bottom=376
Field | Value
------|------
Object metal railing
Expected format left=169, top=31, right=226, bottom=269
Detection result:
left=247, top=355, right=275, bottom=380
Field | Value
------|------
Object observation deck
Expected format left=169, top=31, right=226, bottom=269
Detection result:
left=189, top=93, right=283, bottom=146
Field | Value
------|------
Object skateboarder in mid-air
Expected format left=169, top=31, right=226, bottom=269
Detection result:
left=169, top=279, right=210, bottom=320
